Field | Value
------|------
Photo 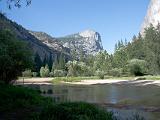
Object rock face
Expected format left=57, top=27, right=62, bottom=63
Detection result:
left=57, top=29, right=103, bottom=55
left=29, top=31, right=70, bottom=54
left=141, top=0, right=160, bottom=33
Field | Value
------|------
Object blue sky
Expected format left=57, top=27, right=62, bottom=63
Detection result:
left=0, top=0, right=150, bottom=53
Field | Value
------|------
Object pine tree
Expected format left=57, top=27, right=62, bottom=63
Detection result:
left=52, top=55, right=59, bottom=71
left=34, top=52, right=42, bottom=72
left=48, top=53, right=53, bottom=71
left=59, top=53, right=65, bottom=70
left=79, top=48, right=84, bottom=62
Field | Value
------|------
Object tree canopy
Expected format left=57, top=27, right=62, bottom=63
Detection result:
left=0, top=30, right=33, bottom=83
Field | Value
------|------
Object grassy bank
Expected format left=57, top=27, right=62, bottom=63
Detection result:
left=52, top=76, right=99, bottom=83
left=0, top=83, right=114, bottom=120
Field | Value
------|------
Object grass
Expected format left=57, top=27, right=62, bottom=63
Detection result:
left=33, top=102, right=114, bottom=120
left=52, top=76, right=99, bottom=83
left=143, top=75, right=160, bottom=80
left=0, top=83, right=53, bottom=120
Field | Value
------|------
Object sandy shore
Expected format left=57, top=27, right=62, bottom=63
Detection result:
left=16, top=78, right=53, bottom=85
left=65, top=79, right=160, bottom=86
left=16, top=78, right=160, bottom=86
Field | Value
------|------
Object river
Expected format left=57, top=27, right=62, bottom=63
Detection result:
left=24, top=83, right=160, bottom=120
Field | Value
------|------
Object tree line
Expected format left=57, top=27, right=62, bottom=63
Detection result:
left=1, top=24, right=160, bottom=84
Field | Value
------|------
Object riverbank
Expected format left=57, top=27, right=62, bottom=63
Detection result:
left=16, top=77, right=160, bottom=86
left=65, top=79, right=160, bottom=86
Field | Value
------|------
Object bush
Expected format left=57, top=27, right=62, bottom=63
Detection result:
left=109, top=68, right=122, bottom=77
left=66, top=61, right=93, bottom=77
left=49, top=72, right=54, bottom=77
left=40, top=64, right=50, bottom=77
left=34, top=102, right=114, bottom=120
left=128, top=59, right=147, bottom=76
left=54, top=70, right=66, bottom=77
left=95, top=70, right=105, bottom=79
left=22, top=69, right=32, bottom=77
left=32, top=72, right=38, bottom=77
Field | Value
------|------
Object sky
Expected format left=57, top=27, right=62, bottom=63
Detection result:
left=0, top=0, right=150, bottom=53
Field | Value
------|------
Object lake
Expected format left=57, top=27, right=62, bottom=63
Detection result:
left=24, top=83, right=160, bottom=120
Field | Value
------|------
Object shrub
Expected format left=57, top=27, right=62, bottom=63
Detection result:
left=66, top=61, right=93, bottom=77
left=95, top=70, right=105, bottom=79
left=34, top=102, right=114, bottom=120
left=54, top=70, right=66, bottom=77
left=40, top=64, right=50, bottom=77
left=49, top=72, right=54, bottom=77
left=32, top=72, right=38, bottom=77
left=128, top=59, right=147, bottom=76
left=22, top=69, right=32, bottom=77
left=40, top=67, right=45, bottom=77
left=109, top=68, right=122, bottom=77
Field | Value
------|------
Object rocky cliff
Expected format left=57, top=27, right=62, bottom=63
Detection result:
left=29, top=31, right=70, bottom=54
left=141, top=0, right=160, bottom=33
left=57, top=29, right=103, bottom=55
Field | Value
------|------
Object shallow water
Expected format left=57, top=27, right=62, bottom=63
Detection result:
left=25, top=83, right=160, bottom=120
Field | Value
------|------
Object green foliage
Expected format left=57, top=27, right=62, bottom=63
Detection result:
left=0, top=30, right=33, bottom=84
left=59, top=53, right=66, bottom=70
left=22, top=69, right=32, bottom=77
left=109, top=68, right=122, bottom=77
left=128, top=59, right=147, bottom=76
left=51, top=54, right=66, bottom=72
left=54, top=70, right=66, bottom=77
left=32, top=72, right=38, bottom=77
left=40, top=64, right=50, bottom=77
left=40, top=67, right=45, bottom=77
left=95, top=70, right=105, bottom=79
left=112, top=45, right=128, bottom=69
left=93, top=51, right=112, bottom=73
left=34, top=102, right=114, bottom=120
left=34, top=53, right=42, bottom=73
left=52, top=76, right=98, bottom=83
left=49, top=72, right=54, bottom=77
left=0, top=83, right=52, bottom=120
left=66, top=61, right=93, bottom=77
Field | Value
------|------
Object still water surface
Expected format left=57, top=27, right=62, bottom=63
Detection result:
left=25, top=84, right=160, bottom=120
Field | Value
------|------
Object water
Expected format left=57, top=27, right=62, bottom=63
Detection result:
left=25, top=84, right=160, bottom=120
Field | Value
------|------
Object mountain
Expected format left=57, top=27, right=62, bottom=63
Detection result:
left=57, top=29, right=103, bottom=55
left=141, top=0, right=160, bottom=34
left=29, top=31, right=70, bottom=54
left=0, top=13, right=103, bottom=65
left=0, top=13, right=70, bottom=63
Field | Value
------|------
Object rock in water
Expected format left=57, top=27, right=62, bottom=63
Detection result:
left=141, top=0, right=160, bottom=34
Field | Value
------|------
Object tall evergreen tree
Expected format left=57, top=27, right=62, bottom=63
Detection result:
left=34, top=53, right=42, bottom=72
left=59, top=53, right=65, bottom=70
left=48, top=53, right=53, bottom=71
left=52, top=55, right=59, bottom=71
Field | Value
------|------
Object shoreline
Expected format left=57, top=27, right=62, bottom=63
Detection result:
left=16, top=78, right=160, bottom=86
left=65, top=79, right=160, bottom=86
